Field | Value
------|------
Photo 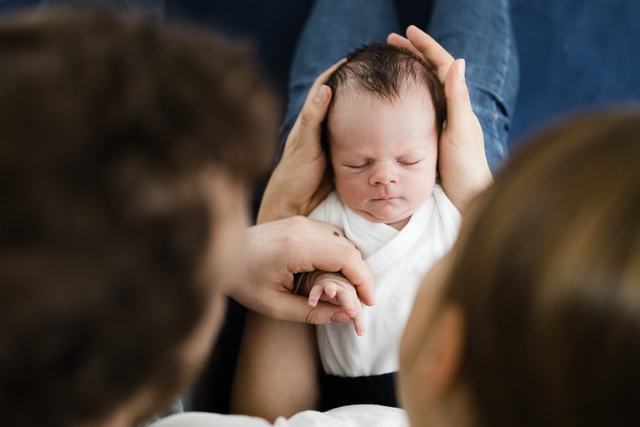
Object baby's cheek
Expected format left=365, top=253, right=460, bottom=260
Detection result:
left=335, top=176, right=368, bottom=208
left=407, top=171, right=436, bottom=203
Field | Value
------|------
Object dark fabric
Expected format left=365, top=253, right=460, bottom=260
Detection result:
left=508, top=0, right=640, bottom=147
left=320, top=371, right=398, bottom=411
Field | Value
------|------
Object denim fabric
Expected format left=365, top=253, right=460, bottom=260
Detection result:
left=428, top=0, right=518, bottom=172
left=509, top=0, right=640, bottom=145
left=283, top=0, right=519, bottom=174
left=282, top=0, right=402, bottom=153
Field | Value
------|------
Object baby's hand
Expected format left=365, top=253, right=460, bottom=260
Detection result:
left=304, top=271, right=365, bottom=336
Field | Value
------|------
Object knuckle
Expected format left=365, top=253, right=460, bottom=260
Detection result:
left=300, top=106, right=316, bottom=126
left=341, top=245, right=361, bottom=260
left=288, top=215, right=308, bottom=230
left=281, top=218, right=307, bottom=245
left=457, top=85, right=471, bottom=104
left=305, top=308, right=327, bottom=325
left=281, top=232, right=302, bottom=248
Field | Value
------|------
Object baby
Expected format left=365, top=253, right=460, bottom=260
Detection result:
left=300, top=44, right=461, bottom=409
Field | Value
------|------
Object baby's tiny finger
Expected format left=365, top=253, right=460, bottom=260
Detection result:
left=352, top=310, right=365, bottom=336
left=308, top=284, right=324, bottom=307
left=325, top=282, right=338, bottom=299
left=335, top=290, right=357, bottom=318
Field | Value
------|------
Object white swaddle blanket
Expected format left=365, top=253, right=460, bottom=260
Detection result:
left=154, top=405, right=409, bottom=427
left=309, top=185, right=461, bottom=377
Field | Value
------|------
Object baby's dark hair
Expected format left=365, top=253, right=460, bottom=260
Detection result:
left=322, top=43, right=447, bottom=151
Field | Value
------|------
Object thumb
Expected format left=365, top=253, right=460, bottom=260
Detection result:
left=268, top=291, right=348, bottom=324
left=306, top=300, right=352, bottom=325
left=296, top=85, right=331, bottom=149
left=444, top=59, right=474, bottom=133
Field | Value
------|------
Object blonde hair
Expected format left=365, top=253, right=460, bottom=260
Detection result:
left=447, top=111, right=640, bottom=427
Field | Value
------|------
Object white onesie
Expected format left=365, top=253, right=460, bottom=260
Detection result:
left=308, top=184, right=461, bottom=377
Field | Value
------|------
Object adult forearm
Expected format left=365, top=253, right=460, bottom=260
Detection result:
left=231, top=311, right=320, bottom=421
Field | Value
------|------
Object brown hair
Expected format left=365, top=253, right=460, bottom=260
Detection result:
left=322, top=43, right=446, bottom=153
left=446, top=111, right=640, bottom=427
left=0, top=8, right=278, bottom=427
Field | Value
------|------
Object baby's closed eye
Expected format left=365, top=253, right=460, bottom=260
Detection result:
left=344, top=161, right=370, bottom=170
left=397, top=158, right=422, bottom=166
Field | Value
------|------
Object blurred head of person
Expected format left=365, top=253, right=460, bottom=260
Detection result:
left=0, top=8, right=278, bottom=427
left=399, top=111, right=640, bottom=427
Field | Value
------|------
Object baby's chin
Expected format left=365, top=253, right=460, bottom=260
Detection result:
left=357, top=206, right=417, bottom=228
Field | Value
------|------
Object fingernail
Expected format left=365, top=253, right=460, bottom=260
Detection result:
left=330, top=312, right=350, bottom=323
left=314, top=86, right=328, bottom=104
left=456, top=59, right=466, bottom=81
left=357, top=328, right=364, bottom=336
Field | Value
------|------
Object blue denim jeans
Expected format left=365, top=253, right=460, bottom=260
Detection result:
left=283, top=0, right=519, bottom=174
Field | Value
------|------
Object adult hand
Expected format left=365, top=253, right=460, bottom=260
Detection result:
left=258, top=59, right=346, bottom=224
left=388, top=26, right=493, bottom=214
left=226, top=216, right=375, bottom=324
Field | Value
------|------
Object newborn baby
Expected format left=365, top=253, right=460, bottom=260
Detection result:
left=301, top=44, right=461, bottom=409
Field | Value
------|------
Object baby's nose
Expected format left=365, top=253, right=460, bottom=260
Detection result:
left=369, top=162, right=398, bottom=185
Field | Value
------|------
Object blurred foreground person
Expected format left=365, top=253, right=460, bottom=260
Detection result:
left=398, top=111, right=640, bottom=427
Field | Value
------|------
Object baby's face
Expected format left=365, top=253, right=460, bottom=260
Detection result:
left=328, top=89, right=438, bottom=230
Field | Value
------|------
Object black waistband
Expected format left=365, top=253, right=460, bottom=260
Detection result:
left=320, top=371, right=398, bottom=411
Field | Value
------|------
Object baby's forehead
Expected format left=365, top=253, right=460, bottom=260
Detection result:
left=332, top=139, right=435, bottom=156
left=328, top=87, right=438, bottom=136
left=328, top=86, right=436, bottom=129
left=324, top=82, right=440, bottom=160
left=333, top=80, right=436, bottom=106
